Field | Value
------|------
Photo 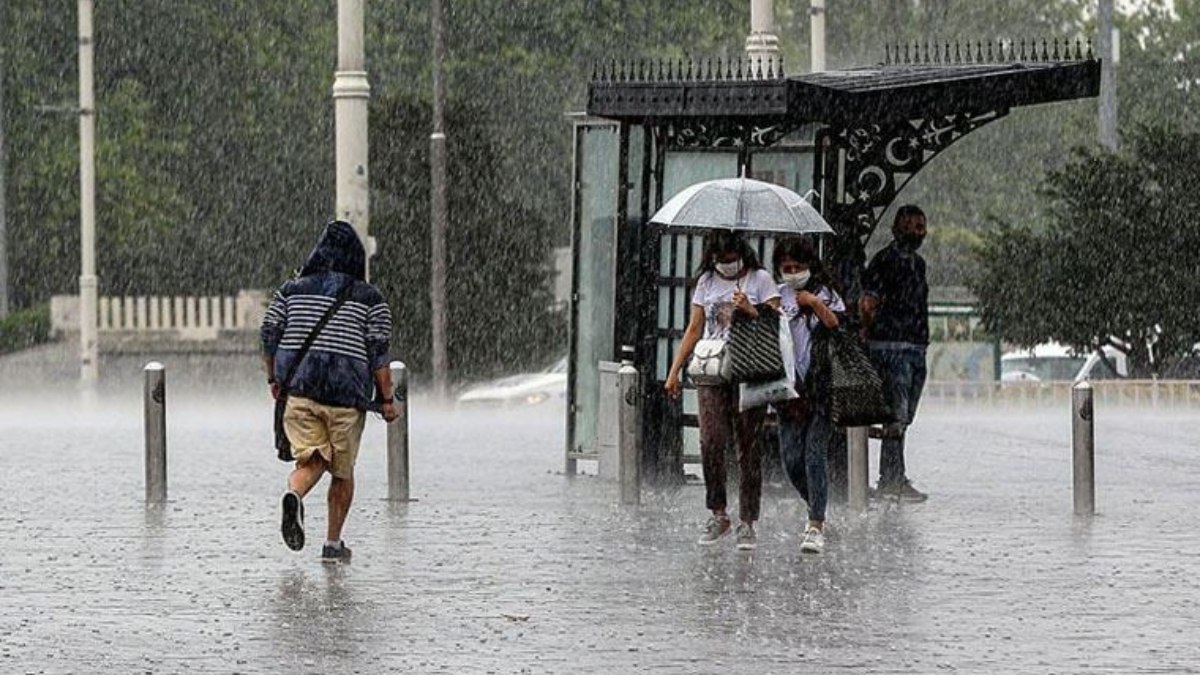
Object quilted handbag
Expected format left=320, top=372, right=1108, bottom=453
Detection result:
left=686, top=339, right=731, bottom=385
left=728, top=305, right=787, bottom=384
left=813, top=329, right=896, bottom=427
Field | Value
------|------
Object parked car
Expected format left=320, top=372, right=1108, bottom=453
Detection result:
left=1000, top=342, right=1127, bottom=383
left=455, top=357, right=567, bottom=406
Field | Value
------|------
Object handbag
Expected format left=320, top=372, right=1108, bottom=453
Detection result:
left=273, top=283, right=354, bottom=461
left=814, top=329, right=895, bottom=427
left=728, top=304, right=787, bottom=384
left=686, top=338, right=731, bottom=385
left=738, top=313, right=799, bottom=411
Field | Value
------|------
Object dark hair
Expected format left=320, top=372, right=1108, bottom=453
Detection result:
left=771, top=236, right=836, bottom=292
left=695, top=229, right=762, bottom=279
left=893, top=204, right=925, bottom=231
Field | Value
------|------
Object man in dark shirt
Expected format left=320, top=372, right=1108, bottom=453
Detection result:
left=859, top=205, right=930, bottom=503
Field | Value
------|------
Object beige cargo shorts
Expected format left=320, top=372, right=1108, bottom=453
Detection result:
left=283, top=396, right=366, bottom=479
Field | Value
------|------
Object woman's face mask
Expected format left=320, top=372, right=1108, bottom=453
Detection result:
left=714, top=258, right=743, bottom=278
left=781, top=270, right=812, bottom=290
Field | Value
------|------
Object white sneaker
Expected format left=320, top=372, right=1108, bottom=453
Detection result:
left=800, top=526, right=824, bottom=554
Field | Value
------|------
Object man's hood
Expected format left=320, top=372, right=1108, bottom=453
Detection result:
left=299, top=220, right=366, bottom=280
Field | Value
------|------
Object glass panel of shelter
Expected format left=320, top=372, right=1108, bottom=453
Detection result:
left=570, top=122, right=619, bottom=460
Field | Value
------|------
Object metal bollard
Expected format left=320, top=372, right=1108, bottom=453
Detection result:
left=144, top=362, right=167, bottom=503
left=1072, top=381, right=1095, bottom=516
left=846, top=427, right=870, bottom=513
left=387, top=361, right=411, bottom=501
left=617, top=347, right=641, bottom=505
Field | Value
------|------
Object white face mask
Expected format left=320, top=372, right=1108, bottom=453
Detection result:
left=781, top=271, right=811, bottom=290
left=714, top=259, right=743, bottom=278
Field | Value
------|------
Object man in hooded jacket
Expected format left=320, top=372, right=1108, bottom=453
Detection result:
left=261, top=221, right=398, bottom=562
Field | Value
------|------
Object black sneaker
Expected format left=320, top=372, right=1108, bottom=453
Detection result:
left=281, top=491, right=305, bottom=551
left=878, top=480, right=928, bottom=503
left=321, top=541, right=353, bottom=564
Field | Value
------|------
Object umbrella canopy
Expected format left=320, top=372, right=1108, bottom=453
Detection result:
left=650, top=177, right=833, bottom=234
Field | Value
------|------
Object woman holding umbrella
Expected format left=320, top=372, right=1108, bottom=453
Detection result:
left=664, top=229, right=781, bottom=551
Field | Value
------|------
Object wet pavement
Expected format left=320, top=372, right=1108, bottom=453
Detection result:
left=1, top=391, right=1198, bottom=673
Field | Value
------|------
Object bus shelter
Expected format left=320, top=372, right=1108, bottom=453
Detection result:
left=568, top=41, right=1100, bottom=482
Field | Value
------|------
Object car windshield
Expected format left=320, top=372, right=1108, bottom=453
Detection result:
left=1001, top=356, right=1085, bottom=381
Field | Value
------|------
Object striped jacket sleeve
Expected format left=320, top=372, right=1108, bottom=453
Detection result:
left=365, top=299, right=393, bottom=371
left=260, top=288, right=288, bottom=356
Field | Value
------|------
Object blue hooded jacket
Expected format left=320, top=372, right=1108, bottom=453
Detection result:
left=260, top=221, right=393, bottom=409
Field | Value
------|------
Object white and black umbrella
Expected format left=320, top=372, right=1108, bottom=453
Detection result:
left=650, top=177, right=833, bottom=234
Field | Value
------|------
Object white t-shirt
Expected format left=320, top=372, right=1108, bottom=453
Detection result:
left=780, top=283, right=845, bottom=381
left=691, top=269, right=780, bottom=340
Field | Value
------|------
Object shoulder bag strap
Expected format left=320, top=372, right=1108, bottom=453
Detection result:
left=280, top=282, right=355, bottom=390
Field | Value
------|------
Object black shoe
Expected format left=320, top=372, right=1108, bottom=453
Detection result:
left=321, top=541, right=353, bottom=564
left=281, top=491, right=305, bottom=551
left=877, top=480, right=928, bottom=503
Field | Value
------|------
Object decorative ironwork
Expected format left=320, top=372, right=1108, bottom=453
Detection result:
left=882, top=38, right=1094, bottom=66
left=590, top=55, right=789, bottom=84
left=653, top=118, right=803, bottom=149
left=820, top=109, right=1009, bottom=240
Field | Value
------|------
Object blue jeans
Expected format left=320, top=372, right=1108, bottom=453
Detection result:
left=869, top=342, right=927, bottom=488
left=778, top=396, right=831, bottom=523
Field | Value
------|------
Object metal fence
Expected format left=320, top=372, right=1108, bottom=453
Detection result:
left=922, top=380, right=1200, bottom=409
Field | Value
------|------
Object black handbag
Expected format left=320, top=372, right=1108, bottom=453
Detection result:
left=813, top=329, right=895, bottom=427
left=727, top=304, right=786, bottom=384
left=273, top=284, right=354, bottom=461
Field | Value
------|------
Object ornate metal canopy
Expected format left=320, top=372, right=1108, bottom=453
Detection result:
left=586, top=40, right=1100, bottom=242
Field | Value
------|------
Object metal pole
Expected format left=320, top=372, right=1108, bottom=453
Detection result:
left=429, top=0, right=449, bottom=401
left=387, top=360, right=411, bottom=501
left=618, top=347, right=641, bottom=505
left=1098, top=0, right=1118, bottom=150
left=79, top=0, right=98, bottom=384
left=1072, top=382, right=1095, bottom=516
left=334, top=0, right=373, bottom=275
left=810, top=0, right=826, bottom=73
left=144, top=362, right=167, bottom=503
left=847, top=426, right=869, bottom=513
left=0, top=12, right=9, bottom=320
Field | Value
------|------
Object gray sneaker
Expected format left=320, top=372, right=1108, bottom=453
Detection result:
left=697, top=516, right=731, bottom=545
left=321, top=541, right=353, bottom=564
left=800, top=526, right=825, bottom=554
left=735, top=523, right=757, bottom=551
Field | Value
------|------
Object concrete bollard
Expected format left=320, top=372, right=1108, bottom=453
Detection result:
left=1072, top=381, right=1095, bottom=516
left=617, top=347, right=641, bottom=505
left=847, top=427, right=870, bottom=513
left=387, top=361, right=410, bottom=502
left=144, top=362, right=167, bottom=503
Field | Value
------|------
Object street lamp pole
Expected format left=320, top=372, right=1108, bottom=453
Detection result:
left=429, top=0, right=449, bottom=400
left=0, top=11, right=9, bottom=321
left=1098, top=0, right=1118, bottom=150
left=79, top=0, right=98, bottom=384
left=334, top=0, right=373, bottom=274
left=745, top=0, right=780, bottom=77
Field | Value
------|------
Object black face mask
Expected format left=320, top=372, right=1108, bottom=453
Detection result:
left=898, top=233, right=925, bottom=251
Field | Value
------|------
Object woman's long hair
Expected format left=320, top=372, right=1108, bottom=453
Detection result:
left=771, top=236, right=840, bottom=295
left=694, top=228, right=763, bottom=280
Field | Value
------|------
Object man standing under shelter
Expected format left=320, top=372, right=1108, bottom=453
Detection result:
left=859, top=205, right=930, bottom=503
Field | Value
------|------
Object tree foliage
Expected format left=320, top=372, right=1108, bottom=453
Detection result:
left=969, top=126, right=1200, bottom=373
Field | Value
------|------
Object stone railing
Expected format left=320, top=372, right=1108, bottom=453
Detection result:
left=50, top=290, right=268, bottom=342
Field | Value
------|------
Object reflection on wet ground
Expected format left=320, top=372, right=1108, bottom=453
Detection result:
left=1, top=394, right=1197, bottom=672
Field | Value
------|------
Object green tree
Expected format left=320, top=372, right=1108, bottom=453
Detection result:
left=369, top=94, right=564, bottom=382
left=968, top=126, right=1200, bottom=375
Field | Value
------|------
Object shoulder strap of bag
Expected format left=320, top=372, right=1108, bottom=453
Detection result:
left=280, top=282, right=355, bottom=389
